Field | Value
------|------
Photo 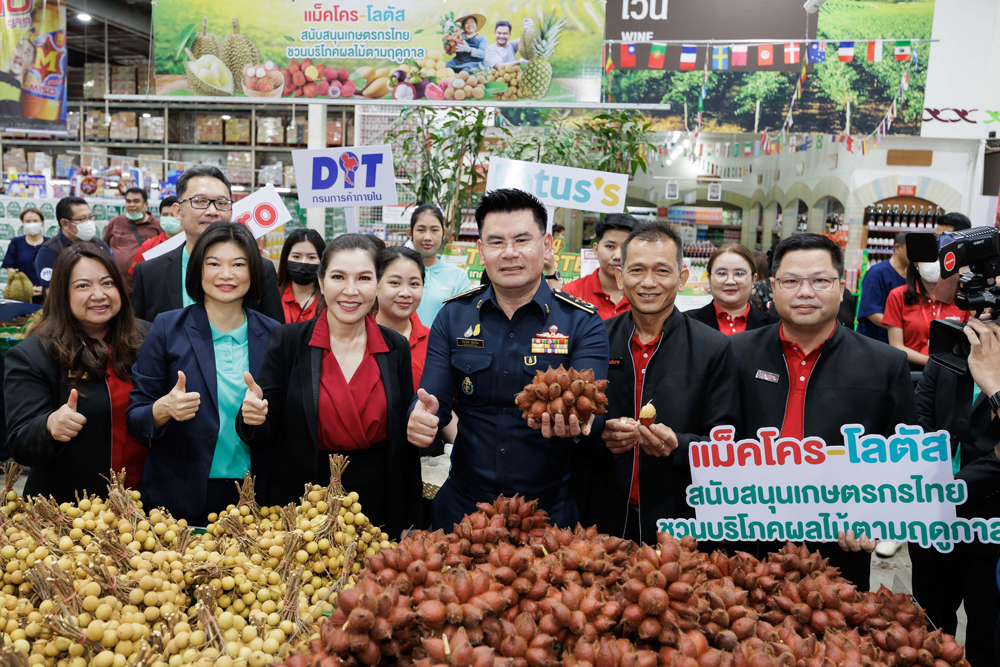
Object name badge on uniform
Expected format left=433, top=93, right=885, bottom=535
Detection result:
left=457, top=338, right=485, bottom=348
left=462, top=376, right=474, bottom=394
left=755, top=370, right=780, bottom=384
left=531, top=324, right=569, bottom=355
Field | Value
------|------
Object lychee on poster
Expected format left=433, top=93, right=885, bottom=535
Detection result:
left=152, top=0, right=604, bottom=104
left=0, top=0, right=68, bottom=133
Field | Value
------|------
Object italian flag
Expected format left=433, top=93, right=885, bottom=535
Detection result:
left=894, top=41, right=911, bottom=61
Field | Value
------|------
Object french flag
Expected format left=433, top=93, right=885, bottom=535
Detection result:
left=680, top=44, right=697, bottom=70
left=838, top=41, right=854, bottom=62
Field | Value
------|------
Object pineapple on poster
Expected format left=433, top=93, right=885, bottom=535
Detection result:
left=152, top=0, right=603, bottom=103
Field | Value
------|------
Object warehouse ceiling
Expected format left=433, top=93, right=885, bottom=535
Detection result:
left=64, top=0, right=153, bottom=66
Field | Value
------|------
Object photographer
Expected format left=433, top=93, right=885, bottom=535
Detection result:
left=913, top=318, right=1000, bottom=667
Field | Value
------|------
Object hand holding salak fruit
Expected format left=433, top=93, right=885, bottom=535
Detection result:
left=516, top=366, right=607, bottom=438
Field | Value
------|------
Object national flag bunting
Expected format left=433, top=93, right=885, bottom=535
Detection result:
left=817, top=134, right=823, bottom=149
left=758, top=44, right=774, bottom=66
left=604, top=51, right=614, bottom=75
left=649, top=44, right=666, bottom=69
left=894, top=40, right=911, bottom=61
left=784, top=42, right=800, bottom=64
left=838, top=42, right=854, bottom=62
left=744, top=142, right=751, bottom=157
left=680, top=44, right=697, bottom=70
left=712, top=46, right=729, bottom=70
left=808, top=42, right=825, bottom=63
left=621, top=43, right=636, bottom=68
left=731, top=45, right=748, bottom=67
left=867, top=40, right=883, bottom=62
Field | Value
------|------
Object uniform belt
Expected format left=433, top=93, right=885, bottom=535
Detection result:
left=449, top=475, right=572, bottom=508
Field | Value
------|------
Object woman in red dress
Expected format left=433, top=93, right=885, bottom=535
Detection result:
left=236, top=234, right=421, bottom=536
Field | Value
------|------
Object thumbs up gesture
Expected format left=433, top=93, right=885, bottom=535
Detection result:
left=153, top=371, right=201, bottom=426
left=47, top=388, right=87, bottom=442
left=241, top=372, right=268, bottom=426
left=407, top=388, right=440, bottom=448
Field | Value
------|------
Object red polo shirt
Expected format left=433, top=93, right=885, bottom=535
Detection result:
left=882, top=285, right=968, bottom=355
left=714, top=302, right=750, bottom=336
left=282, top=283, right=320, bottom=324
left=628, top=331, right=661, bottom=506
left=561, top=269, right=631, bottom=320
left=408, top=312, right=430, bottom=390
left=778, top=324, right=835, bottom=440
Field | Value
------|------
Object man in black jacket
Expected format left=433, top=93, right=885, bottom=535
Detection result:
left=591, top=221, right=741, bottom=543
left=132, top=166, right=283, bottom=323
left=912, top=318, right=1000, bottom=667
left=730, top=234, right=916, bottom=589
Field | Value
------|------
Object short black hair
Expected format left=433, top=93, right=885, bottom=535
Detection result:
left=893, top=231, right=908, bottom=247
left=159, top=196, right=178, bottom=214
left=552, top=224, right=565, bottom=234
left=176, top=165, right=231, bottom=200
left=495, top=20, right=512, bottom=31
left=475, top=188, right=546, bottom=235
left=771, top=233, right=844, bottom=277
left=410, top=204, right=446, bottom=233
left=620, top=220, right=684, bottom=268
left=277, top=228, right=326, bottom=290
left=595, top=213, right=637, bottom=242
left=185, top=221, right=265, bottom=306
left=381, top=246, right=426, bottom=284
left=938, top=212, right=971, bottom=232
left=124, top=187, right=147, bottom=202
left=56, top=196, right=88, bottom=226
left=321, top=233, right=384, bottom=281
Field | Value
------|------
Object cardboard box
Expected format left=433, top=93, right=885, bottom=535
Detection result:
left=138, top=154, right=164, bottom=180
left=27, top=152, right=52, bottom=173
left=55, top=154, right=78, bottom=178
left=256, top=117, right=283, bottom=145
left=84, top=110, right=109, bottom=140
left=110, top=112, right=138, bottom=141
left=285, top=117, right=307, bottom=145
left=83, top=62, right=107, bottom=99
left=326, top=119, right=344, bottom=146
left=111, top=67, right=136, bottom=96
left=195, top=116, right=223, bottom=143
left=139, top=115, right=164, bottom=141
left=2, top=149, right=26, bottom=174
left=227, top=151, right=253, bottom=185
left=283, top=165, right=295, bottom=188
left=224, top=118, right=251, bottom=144
left=258, top=163, right=283, bottom=186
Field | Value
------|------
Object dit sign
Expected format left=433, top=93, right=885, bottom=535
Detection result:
left=485, top=157, right=629, bottom=214
left=292, top=145, right=398, bottom=209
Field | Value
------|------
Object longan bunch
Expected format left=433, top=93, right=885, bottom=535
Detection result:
left=515, top=365, right=609, bottom=424
left=488, top=62, right=522, bottom=100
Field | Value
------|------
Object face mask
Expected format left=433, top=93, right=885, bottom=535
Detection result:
left=22, top=222, right=42, bottom=236
left=287, top=261, right=320, bottom=285
left=73, top=220, right=96, bottom=242
left=918, top=262, right=941, bottom=284
left=160, top=216, right=182, bottom=235
left=125, top=210, right=144, bottom=221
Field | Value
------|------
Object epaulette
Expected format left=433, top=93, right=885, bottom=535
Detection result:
left=443, top=283, right=489, bottom=304
left=553, top=290, right=598, bottom=315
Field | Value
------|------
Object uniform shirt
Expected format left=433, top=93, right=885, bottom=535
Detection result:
left=856, top=260, right=907, bottom=343
left=281, top=283, right=319, bottom=324
left=2, top=235, right=47, bottom=286
left=561, top=269, right=631, bottom=320
left=628, top=332, right=661, bottom=506
left=207, top=317, right=252, bottom=479
left=414, top=281, right=610, bottom=498
left=416, top=259, right=471, bottom=327
left=180, top=245, right=195, bottom=308
left=409, top=312, right=431, bottom=390
left=714, top=302, right=749, bottom=336
left=778, top=324, right=835, bottom=440
left=882, top=285, right=968, bottom=355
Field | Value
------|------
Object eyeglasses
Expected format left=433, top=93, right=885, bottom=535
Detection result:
left=773, top=276, right=840, bottom=291
left=711, top=268, right=752, bottom=283
left=179, top=196, right=233, bottom=211
left=482, top=236, right=538, bottom=254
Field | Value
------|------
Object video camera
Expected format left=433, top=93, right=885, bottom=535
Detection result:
left=907, top=228, right=1000, bottom=374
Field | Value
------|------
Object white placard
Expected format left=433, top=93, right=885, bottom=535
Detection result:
left=707, top=182, right=723, bottom=202
left=665, top=180, right=679, bottom=200
left=485, top=157, right=628, bottom=214
left=292, top=145, right=398, bottom=209
left=580, top=248, right=599, bottom=276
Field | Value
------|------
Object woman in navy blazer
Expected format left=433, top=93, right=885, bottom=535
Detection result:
left=128, top=222, right=278, bottom=524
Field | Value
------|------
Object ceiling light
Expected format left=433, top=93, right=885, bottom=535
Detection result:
left=141, top=113, right=151, bottom=118
left=221, top=114, right=231, bottom=120
left=683, top=139, right=691, bottom=148
left=666, top=160, right=673, bottom=165
left=77, top=12, right=92, bottom=22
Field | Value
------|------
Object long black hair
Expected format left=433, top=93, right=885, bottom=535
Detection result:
left=902, top=261, right=931, bottom=307
left=277, top=228, right=326, bottom=291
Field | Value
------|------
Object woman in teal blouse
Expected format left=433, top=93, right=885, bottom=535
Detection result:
left=128, top=222, right=279, bottom=524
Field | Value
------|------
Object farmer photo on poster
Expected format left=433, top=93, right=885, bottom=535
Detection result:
left=152, top=0, right=603, bottom=104
left=0, top=0, right=68, bottom=133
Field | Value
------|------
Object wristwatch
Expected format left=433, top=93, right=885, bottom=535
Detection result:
left=545, top=270, right=561, bottom=281
left=989, top=390, right=1000, bottom=413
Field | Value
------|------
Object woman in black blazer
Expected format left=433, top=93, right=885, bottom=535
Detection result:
left=5, top=243, right=147, bottom=500
left=237, top=234, right=422, bottom=537
left=687, top=242, right=776, bottom=335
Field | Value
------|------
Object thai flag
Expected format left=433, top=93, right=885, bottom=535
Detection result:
left=680, top=44, right=697, bottom=70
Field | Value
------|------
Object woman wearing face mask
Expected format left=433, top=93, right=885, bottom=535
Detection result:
left=129, top=197, right=180, bottom=277
left=4, top=244, right=147, bottom=499
left=236, top=234, right=422, bottom=537
left=883, top=258, right=968, bottom=369
left=277, top=229, right=326, bottom=324
left=127, top=222, right=279, bottom=524
left=688, top=243, right=776, bottom=335
left=2, top=208, right=49, bottom=303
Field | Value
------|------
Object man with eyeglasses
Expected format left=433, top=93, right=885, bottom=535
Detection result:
left=35, top=196, right=114, bottom=291
left=729, top=233, right=916, bottom=589
left=132, top=165, right=283, bottom=323
left=407, top=188, right=610, bottom=530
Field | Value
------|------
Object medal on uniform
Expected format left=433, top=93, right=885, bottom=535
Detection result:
left=462, top=376, right=474, bottom=395
left=458, top=322, right=484, bottom=347
left=531, top=325, right=570, bottom=355
left=472, top=324, right=480, bottom=337
left=464, top=325, right=474, bottom=337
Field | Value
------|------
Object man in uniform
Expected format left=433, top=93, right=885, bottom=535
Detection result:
left=407, top=188, right=610, bottom=529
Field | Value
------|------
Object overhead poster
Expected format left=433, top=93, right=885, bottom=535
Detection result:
left=0, top=0, right=68, bottom=133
